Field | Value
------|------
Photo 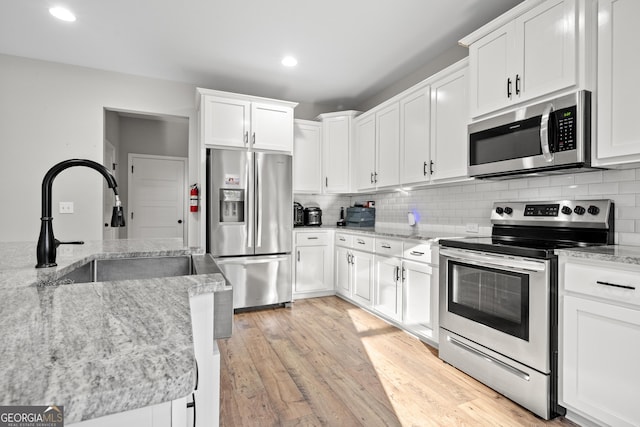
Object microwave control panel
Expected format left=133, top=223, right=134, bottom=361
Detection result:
left=554, top=106, right=577, bottom=152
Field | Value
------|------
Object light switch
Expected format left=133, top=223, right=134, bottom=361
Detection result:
left=59, top=201, right=74, bottom=214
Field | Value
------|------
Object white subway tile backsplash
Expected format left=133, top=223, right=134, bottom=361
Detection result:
left=538, top=186, right=563, bottom=198
left=603, top=169, right=636, bottom=182
left=588, top=182, right=619, bottom=195
left=509, top=179, right=529, bottom=190
left=528, top=176, right=551, bottom=188
left=549, top=175, right=575, bottom=186
left=619, top=181, right=639, bottom=194
left=561, top=184, right=590, bottom=197
left=616, top=220, right=635, bottom=233
left=575, top=171, right=603, bottom=184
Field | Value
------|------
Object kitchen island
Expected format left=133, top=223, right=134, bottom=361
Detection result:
left=0, top=238, right=228, bottom=425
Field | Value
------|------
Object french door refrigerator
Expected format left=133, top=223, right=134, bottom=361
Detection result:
left=207, top=148, right=292, bottom=309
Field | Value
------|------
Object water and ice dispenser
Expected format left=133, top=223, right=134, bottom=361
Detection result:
left=220, top=189, right=244, bottom=223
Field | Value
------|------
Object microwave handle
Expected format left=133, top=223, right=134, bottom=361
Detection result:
left=540, top=103, right=554, bottom=162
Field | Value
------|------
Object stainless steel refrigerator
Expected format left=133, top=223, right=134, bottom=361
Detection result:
left=207, top=148, right=292, bottom=309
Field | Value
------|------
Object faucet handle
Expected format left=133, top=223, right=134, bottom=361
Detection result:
left=54, top=239, right=85, bottom=247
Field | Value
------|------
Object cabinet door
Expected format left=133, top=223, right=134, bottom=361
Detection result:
left=597, top=0, right=640, bottom=163
left=516, top=0, right=577, bottom=103
left=323, top=116, right=351, bottom=193
left=469, top=22, right=514, bottom=117
left=403, top=260, right=434, bottom=329
left=430, top=65, right=469, bottom=182
left=335, top=246, right=351, bottom=297
left=354, top=114, right=376, bottom=191
left=375, top=103, right=400, bottom=188
left=352, top=250, right=374, bottom=307
left=374, top=256, right=402, bottom=321
left=251, top=102, right=294, bottom=152
left=562, top=295, right=640, bottom=426
left=400, top=86, right=431, bottom=185
left=293, top=121, right=322, bottom=193
left=201, top=96, right=250, bottom=148
left=295, top=246, right=331, bottom=293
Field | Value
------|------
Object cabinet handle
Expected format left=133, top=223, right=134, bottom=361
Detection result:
left=339, top=236, right=346, bottom=241
left=374, top=172, right=378, bottom=183
left=357, top=239, right=365, bottom=245
left=507, top=77, right=512, bottom=98
left=515, top=74, right=521, bottom=95
left=393, top=265, right=399, bottom=281
left=410, top=251, right=424, bottom=256
left=307, top=236, right=318, bottom=240
left=370, top=172, right=374, bottom=184
left=402, top=267, right=406, bottom=281
left=423, top=161, right=428, bottom=176
left=297, top=250, right=300, bottom=262
left=429, top=160, right=434, bottom=175
left=596, top=280, right=636, bottom=291
left=325, top=177, right=328, bottom=187
left=244, top=131, right=248, bottom=144
left=381, top=244, right=391, bottom=249
left=252, top=132, right=256, bottom=144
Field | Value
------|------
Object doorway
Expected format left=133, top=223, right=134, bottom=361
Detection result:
left=128, top=154, right=187, bottom=239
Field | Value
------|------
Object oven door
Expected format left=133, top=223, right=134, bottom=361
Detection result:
left=439, top=248, right=551, bottom=373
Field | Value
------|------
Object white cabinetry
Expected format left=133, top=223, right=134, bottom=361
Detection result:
left=293, top=120, right=322, bottom=193
left=559, top=256, right=640, bottom=427
left=354, top=104, right=400, bottom=191
left=429, top=60, right=469, bottom=182
left=294, top=230, right=334, bottom=298
left=318, top=111, right=359, bottom=193
left=374, top=238, right=404, bottom=322
left=198, top=88, right=297, bottom=152
left=463, top=0, right=581, bottom=118
left=334, top=232, right=374, bottom=306
left=595, top=0, right=640, bottom=165
left=399, top=85, right=431, bottom=185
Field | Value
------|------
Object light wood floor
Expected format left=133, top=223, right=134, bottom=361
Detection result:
left=218, top=296, right=578, bottom=427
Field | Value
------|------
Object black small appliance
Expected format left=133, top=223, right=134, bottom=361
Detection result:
left=293, top=202, right=304, bottom=226
left=304, top=206, right=322, bottom=226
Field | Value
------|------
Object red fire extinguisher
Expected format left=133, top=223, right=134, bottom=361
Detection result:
left=190, top=184, right=199, bottom=213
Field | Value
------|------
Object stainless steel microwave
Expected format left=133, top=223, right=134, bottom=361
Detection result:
left=468, top=90, right=592, bottom=179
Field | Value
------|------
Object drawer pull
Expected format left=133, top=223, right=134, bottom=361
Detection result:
left=410, top=251, right=424, bottom=256
left=596, top=280, right=636, bottom=291
left=381, top=244, right=391, bottom=249
left=307, top=237, right=318, bottom=240
left=357, top=239, right=365, bottom=245
left=339, top=237, right=346, bottom=241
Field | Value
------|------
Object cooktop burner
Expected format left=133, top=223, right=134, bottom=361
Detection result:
left=439, top=200, right=614, bottom=259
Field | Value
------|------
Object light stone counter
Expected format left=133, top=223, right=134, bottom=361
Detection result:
left=555, top=245, right=640, bottom=265
left=296, top=225, right=469, bottom=243
left=0, top=238, right=227, bottom=424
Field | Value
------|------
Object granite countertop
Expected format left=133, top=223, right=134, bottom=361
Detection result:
left=556, top=245, right=640, bottom=265
left=294, top=225, right=469, bottom=243
left=0, top=238, right=227, bottom=423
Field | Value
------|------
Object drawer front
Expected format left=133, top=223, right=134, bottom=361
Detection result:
left=375, top=238, right=403, bottom=257
left=564, top=261, right=640, bottom=307
left=352, top=235, right=374, bottom=252
left=335, top=232, right=353, bottom=247
left=403, top=242, right=432, bottom=264
left=296, top=231, right=329, bottom=246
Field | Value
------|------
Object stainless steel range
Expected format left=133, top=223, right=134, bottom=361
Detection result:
left=438, top=200, right=614, bottom=420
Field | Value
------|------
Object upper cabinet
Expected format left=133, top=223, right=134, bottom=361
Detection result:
left=197, top=88, right=297, bottom=152
left=293, top=120, right=322, bottom=193
left=399, top=85, right=431, bottom=185
left=319, top=111, right=359, bottom=194
left=595, top=0, right=640, bottom=165
left=354, top=112, right=376, bottom=192
left=462, top=0, right=589, bottom=119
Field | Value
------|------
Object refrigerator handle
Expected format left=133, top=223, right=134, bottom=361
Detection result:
left=247, top=152, right=253, bottom=248
left=256, top=155, right=263, bottom=248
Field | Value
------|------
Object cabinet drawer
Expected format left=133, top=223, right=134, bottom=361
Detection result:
left=564, top=261, right=640, bottom=307
left=296, top=231, right=329, bottom=246
left=352, top=235, right=374, bottom=252
left=335, top=232, right=353, bottom=247
left=375, top=238, right=403, bottom=257
left=403, top=242, right=432, bottom=264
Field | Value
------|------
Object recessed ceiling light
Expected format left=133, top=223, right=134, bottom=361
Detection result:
left=281, top=56, right=298, bottom=67
left=49, top=7, right=76, bottom=22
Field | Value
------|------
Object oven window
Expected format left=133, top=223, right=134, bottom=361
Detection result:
left=448, top=261, right=529, bottom=340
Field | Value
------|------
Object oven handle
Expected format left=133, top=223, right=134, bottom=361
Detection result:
left=439, top=248, right=546, bottom=273
left=447, top=335, right=531, bottom=381
left=540, top=103, right=554, bottom=163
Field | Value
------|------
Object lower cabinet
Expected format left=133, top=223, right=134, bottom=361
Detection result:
left=560, top=256, right=640, bottom=426
left=294, top=230, right=334, bottom=299
left=351, top=250, right=374, bottom=307
left=374, top=255, right=403, bottom=321
left=335, top=245, right=352, bottom=298
left=403, top=260, right=436, bottom=333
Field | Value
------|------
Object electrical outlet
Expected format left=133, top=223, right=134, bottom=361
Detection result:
left=465, top=223, right=479, bottom=233
left=59, top=201, right=74, bottom=214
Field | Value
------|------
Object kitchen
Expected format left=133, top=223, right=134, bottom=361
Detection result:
left=1, top=0, right=640, bottom=426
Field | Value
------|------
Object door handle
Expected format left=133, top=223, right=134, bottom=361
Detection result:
left=423, top=161, right=428, bottom=176
left=252, top=132, right=256, bottom=145
left=429, top=160, right=434, bottom=175
left=297, top=250, right=300, bottom=262
left=515, top=74, right=521, bottom=95
left=596, top=280, right=636, bottom=291
left=178, top=219, right=183, bottom=224
left=244, top=131, right=249, bottom=144
left=507, top=77, right=512, bottom=98
left=540, top=103, right=554, bottom=162
left=256, top=155, right=263, bottom=247
left=370, top=172, right=374, bottom=184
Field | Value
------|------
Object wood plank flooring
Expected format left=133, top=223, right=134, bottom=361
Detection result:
left=218, top=296, right=578, bottom=427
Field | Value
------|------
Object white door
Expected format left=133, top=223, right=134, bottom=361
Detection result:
left=374, top=256, right=402, bottom=321
left=352, top=250, right=374, bottom=307
left=335, top=246, right=351, bottom=297
left=103, top=139, right=118, bottom=240
left=201, top=96, right=250, bottom=148
left=375, top=103, right=400, bottom=188
left=400, top=86, right=431, bottom=185
left=293, top=120, right=322, bottom=193
left=251, top=102, right=294, bottom=152
left=354, top=114, right=376, bottom=192
left=128, top=154, right=187, bottom=240
left=322, top=115, right=352, bottom=193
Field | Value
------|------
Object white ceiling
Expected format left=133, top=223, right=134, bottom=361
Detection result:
left=0, top=0, right=522, bottom=108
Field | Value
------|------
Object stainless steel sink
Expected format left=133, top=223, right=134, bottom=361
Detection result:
left=56, top=254, right=233, bottom=339
left=58, top=255, right=193, bottom=283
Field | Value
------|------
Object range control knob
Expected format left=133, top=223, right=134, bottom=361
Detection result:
left=587, top=205, right=600, bottom=215
left=574, top=206, right=586, bottom=215
left=495, top=207, right=504, bottom=215
left=504, top=207, right=513, bottom=215
left=561, top=206, right=573, bottom=215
